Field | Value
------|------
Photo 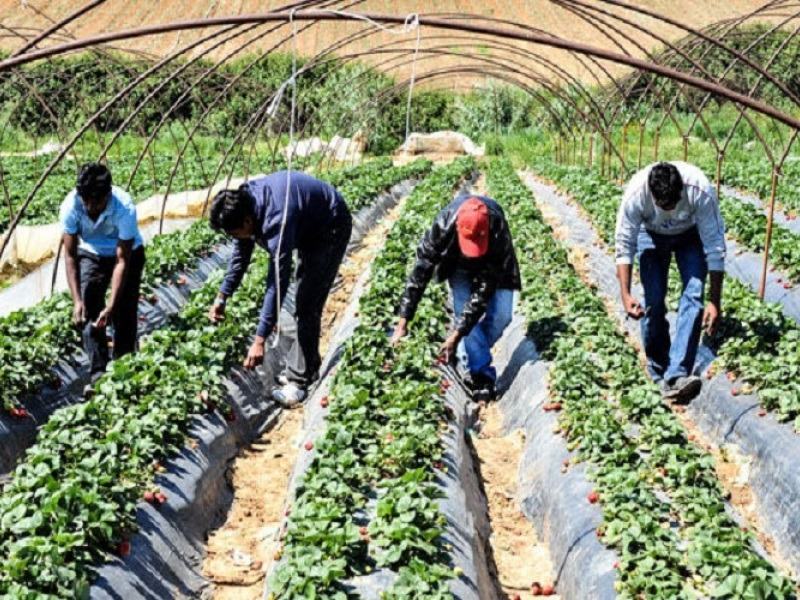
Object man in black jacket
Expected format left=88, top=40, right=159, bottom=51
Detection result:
left=391, top=195, right=520, bottom=401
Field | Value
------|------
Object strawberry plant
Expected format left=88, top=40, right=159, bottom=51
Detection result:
left=269, top=158, right=475, bottom=599
left=536, top=159, right=800, bottom=430
left=487, top=158, right=795, bottom=599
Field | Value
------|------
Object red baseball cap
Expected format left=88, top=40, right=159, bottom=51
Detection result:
left=456, top=197, right=490, bottom=258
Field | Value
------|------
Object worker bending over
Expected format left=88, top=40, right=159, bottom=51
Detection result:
left=615, top=161, right=726, bottom=402
left=392, top=195, right=520, bottom=402
left=208, top=170, right=352, bottom=407
left=61, top=162, right=146, bottom=382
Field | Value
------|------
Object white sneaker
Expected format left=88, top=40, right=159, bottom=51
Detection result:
left=272, top=383, right=307, bottom=408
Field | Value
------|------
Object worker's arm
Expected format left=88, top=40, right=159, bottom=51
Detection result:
left=392, top=212, right=447, bottom=343
left=209, top=238, right=255, bottom=323
left=94, top=239, right=133, bottom=328
left=615, top=187, right=646, bottom=319
left=695, top=186, right=726, bottom=336
left=63, top=233, right=85, bottom=325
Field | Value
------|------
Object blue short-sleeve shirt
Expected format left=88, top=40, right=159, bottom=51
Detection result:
left=60, top=186, right=144, bottom=257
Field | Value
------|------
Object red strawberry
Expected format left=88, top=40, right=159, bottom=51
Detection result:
left=442, top=379, right=452, bottom=389
left=149, top=294, right=158, bottom=304
left=359, top=526, right=369, bottom=536
left=587, top=490, right=599, bottom=504
left=320, top=396, right=329, bottom=408
left=117, top=540, right=131, bottom=557
left=784, top=282, right=793, bottom=289
left=304, top=441, right=314, bottom=451
left=177, top=275, right=188, bottom=285
left=531, top=582, right=543, bottom=596
left=613, top=561, right=620, bottom=569
left=727, top=371, right=736, bottom=382
left=731, top=388, right=740, bottom=397
left=512, top=595, right=521, bottom=600
left=10, top=407, right=29, bottom=419
left=225, top=411, right=236, bottom=423
left=143, top=491, right=155, bottom=503
left=433, top=461, right=444, bottom=470
left=758, top=408, right=767, bottom=417
left=155, top=492, right=167, bottom=505
left=541, top=584, right=555, bottom=596
left=284, top=507, right=291, bottom=517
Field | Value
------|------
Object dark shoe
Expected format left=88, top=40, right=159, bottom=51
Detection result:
left=663, top=375, right=702, bottom=404
left=470, top=374, right=496, bottom=403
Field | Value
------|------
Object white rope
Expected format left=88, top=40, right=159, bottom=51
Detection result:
left=268, top=9, right=421, bottom=350
left=321, top=10, right=421, bottom=149
left=271, top=8, right=298, bottom=349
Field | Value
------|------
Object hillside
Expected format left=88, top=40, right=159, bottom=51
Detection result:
left=0, top=0, right=778, bottom=88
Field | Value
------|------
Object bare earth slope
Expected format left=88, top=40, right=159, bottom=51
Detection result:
left=0, top=0, right=774, bottom=86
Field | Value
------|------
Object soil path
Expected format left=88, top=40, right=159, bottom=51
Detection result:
left=473, top=403, right=560, bottom=600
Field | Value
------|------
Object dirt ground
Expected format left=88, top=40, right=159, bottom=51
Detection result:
left=201, top=198, right=405, bottom=598
left=0, top=1, right=775, bottom=86
left=474, top=403, right=560, bottom=599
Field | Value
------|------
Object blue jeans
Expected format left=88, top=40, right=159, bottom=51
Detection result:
left=449, top=270, right=514, bottom=383
left=637, top=227, right=707, bottom=382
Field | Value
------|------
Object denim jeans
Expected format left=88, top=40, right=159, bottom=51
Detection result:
left=637, top=227, right=707, bottom=382
left=449, top=270, right=514, bottom=383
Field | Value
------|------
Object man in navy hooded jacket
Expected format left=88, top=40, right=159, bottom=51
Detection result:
left=208, top=170, right=352, bottom=406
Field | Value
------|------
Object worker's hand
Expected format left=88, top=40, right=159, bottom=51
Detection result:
left=622, top=294, right=645, bottom=320
left=390, top=318, right=408, bottom=346
left=208, top=299, right=226, bottom=323
left=94, top=306, right=112, bottom=329
left=703, top=302, right=721, bottom=336
left=72, top=301, right=86, bottom=326
left=243, top=339, right=265, bottom=369
left=438, top=331, right=460, bottom=364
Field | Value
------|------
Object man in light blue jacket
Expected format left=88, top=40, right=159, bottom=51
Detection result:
left=615, top=161, right=726, bottom=402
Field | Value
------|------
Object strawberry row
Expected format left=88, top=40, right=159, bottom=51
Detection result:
left=0, top=158, right=431, bottom=415
left=535, top=160, right=800, bottom=431
left=718, top=195, right=800, bottom=284
left=268, top=158, right=476, bottom=599
left=486, top=159, right=795, bottom=599
left=0, top=242, right=272, bottom=597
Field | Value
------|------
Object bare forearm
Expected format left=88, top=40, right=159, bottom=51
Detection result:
left=617, top=263, right=633, bottom=297
left=65, top=253, right=81, bottom=303
left=708, top=271, right=724, bottom=307
left=107, top=259, right=128, bottom=311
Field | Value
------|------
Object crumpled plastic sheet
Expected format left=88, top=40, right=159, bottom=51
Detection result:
left=265, top=174, right=501, bottom=600
left=494, top=313, right=618, bottom=600
left=524, top=171, right=800, bottom=578
left=88, top=179, right=423, bottom=599
left=0, top=244, right=233, bottom=477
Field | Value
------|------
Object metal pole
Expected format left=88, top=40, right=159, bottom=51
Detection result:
left=588, top=134, right=594, bottom=169
left=759, top=168, right=779, bottom=299
left=683, top=135, right=689, bottom=161
left=637, top=125, right=644, bottom=169
left=716, top=151, right=724, bottom=199
left=654, top=130, right=660, bottom=161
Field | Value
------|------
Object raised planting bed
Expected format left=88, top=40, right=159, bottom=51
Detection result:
left=264, top=158, right=482, bottom=599
left=522, top=161, right=800, bottom=582
left=487, top=158, right=796, bottom=599
left=0, top=166, right=432, bottom=598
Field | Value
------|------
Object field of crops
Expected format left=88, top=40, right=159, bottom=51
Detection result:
left=4, top=3, right=800, bottom=600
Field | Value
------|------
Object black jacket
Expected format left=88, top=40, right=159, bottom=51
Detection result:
left=398, top=194, right=521, bottom=337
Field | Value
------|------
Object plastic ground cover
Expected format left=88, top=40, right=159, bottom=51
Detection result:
left=494, top=314, right=618, bottom=600
left=88, top=179, right=420, bottom=599
left=0, top=244, right=232, bottom=477
left=524, top=171, right=800, bottom=578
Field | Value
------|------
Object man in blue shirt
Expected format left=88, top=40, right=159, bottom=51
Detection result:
left=208, top=170, right=352, bottom=407
left=60, top=162, right=146, bottom=380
